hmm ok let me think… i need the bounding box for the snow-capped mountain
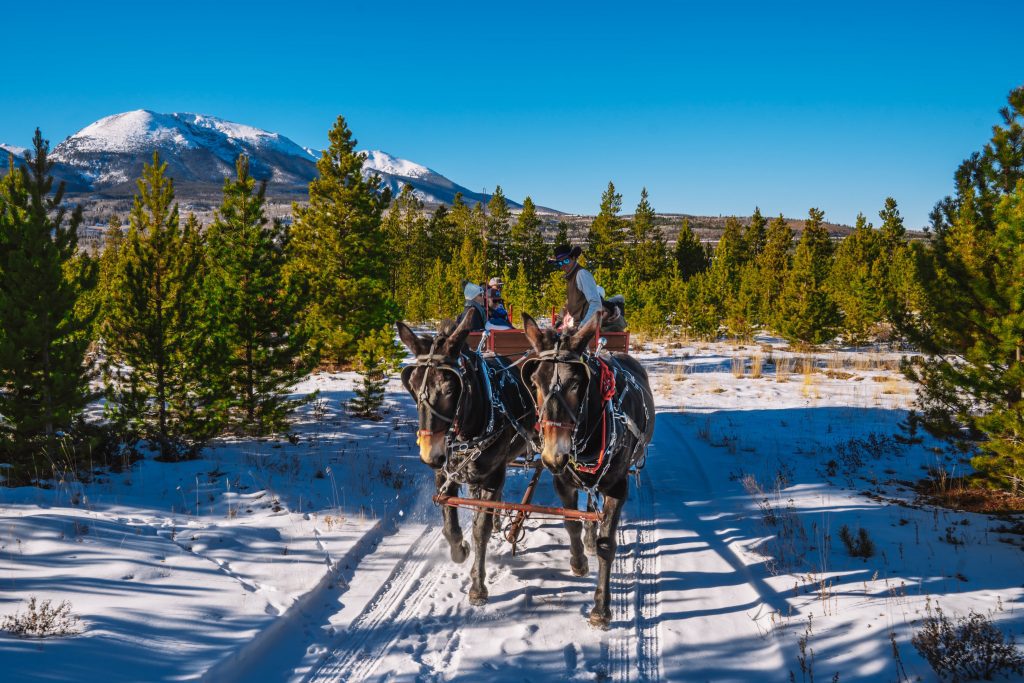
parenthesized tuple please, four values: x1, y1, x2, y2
(39, 110, 524, 208)
(0, 141, 95, 193)
(0, 143, 28, 158)
(52, 110, 319, 191)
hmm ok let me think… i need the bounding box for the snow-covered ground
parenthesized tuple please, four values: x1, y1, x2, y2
(2, 339, 1023, 682)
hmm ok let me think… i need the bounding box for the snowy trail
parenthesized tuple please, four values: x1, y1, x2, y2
(293, 408, 795, 682)
(650, 412, 789, 680)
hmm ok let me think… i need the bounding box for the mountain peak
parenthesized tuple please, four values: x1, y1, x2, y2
(36, 110, 534, 209)
(0, 142, 28, 155)
(362, 150, 437, 181)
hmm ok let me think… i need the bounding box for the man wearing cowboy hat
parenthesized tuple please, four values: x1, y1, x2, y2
(549, 243, 626, 332)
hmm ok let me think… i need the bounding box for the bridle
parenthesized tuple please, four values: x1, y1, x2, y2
(524, 334, 650, 485)
(521, 338, 597, 447)
(400, 335, 469, 440)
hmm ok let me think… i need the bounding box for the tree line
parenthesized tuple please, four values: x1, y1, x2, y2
(0, 86, 1021, 492)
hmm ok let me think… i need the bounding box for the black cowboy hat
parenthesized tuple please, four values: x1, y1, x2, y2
(547, 243, 582, 264)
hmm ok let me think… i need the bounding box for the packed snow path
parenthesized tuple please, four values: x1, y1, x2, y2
(286, 411, 790, 682)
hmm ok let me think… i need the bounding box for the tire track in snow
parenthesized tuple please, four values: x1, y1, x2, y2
(607, 470, 662, 683)
(305, 525, 464, 682)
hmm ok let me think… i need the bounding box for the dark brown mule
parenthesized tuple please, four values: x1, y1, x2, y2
(520, 313, 655, 628)
(397, 315, 537, 605)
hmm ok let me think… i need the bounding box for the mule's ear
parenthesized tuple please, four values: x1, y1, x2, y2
(522, 314, 545, 353)
(442, 311, 476, 356)
(570, 311, 603, 353)
(396, 321, 425, 356)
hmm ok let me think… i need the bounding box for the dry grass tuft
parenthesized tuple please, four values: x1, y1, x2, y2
(775, 356, 794, 383)
(750, 354, 763, 379)
(916, 474, 1024, 514)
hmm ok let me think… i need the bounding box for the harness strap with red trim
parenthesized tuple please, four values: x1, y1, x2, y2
(574, 357, 617, 474)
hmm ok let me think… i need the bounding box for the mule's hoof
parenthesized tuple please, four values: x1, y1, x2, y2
(468, 588, 488, 606)
(570, 557, 589, 577)
(451, 540, 470, 564)
(588, 608, 611, 630)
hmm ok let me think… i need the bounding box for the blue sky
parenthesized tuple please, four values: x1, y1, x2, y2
(2, 0, 1022, 227)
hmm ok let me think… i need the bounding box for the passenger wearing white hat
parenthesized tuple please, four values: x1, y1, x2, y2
(457, 281, 487, 331)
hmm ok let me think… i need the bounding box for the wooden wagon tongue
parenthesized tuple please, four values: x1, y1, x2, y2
(433, 459, 603, 556)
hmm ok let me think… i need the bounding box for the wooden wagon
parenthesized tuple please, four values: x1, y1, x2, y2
(466, 329, 630, 356)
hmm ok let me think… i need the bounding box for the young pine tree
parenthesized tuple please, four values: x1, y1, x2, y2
(827, 213, 883, 345)
(205, 155, 315, 435)
(775, 208, 839, 346)
(509, 196, 547, 291)
(898, 86, 1024, 489)
(286, 116, 396, 365)
(673, 218, 708, 280)
(743, 207, 768, 258)
(587, 181, 627, 271)
(349, 327, 403, 420)
(0, 130, 97, 463)
(102, 154, 210, 458)
(756, 214, 793, 326)
(485, 186, 512, 275)
(626, 187, 669, 283)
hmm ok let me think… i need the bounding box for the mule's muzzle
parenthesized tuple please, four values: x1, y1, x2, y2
(417, 430, 446, 469)
(541, 426, 571, 472)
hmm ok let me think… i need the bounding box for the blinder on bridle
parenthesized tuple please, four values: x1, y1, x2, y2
(522, 347, 594, 430)
(401, 344, 469, 435)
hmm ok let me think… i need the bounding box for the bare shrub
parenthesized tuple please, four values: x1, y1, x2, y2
(2, 598, 81, 637)
(912, 601, 1024, 682)
(742, 474, 808, 574)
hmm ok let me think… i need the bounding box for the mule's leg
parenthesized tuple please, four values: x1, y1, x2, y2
(436, 471, 469, 564)
(584, 493, 598, 556)
(553, 474, 588, 576)
(468, 472, 505, 606)
(590, 487, 626, 629)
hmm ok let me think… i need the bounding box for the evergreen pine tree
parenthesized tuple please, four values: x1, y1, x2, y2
(744, 207, 768, 258)
(724, 263, 762, 340)
(554, 220, 570, 247)
(509, 196, 546, 290)
(286, 116, 395, 365)
(873, 196, 919, 328)
(587, 181, 627, 271)
(485, 186, 512, 275)
(710, 217, 747, 287)
(96, 214, 124, 324)
(775, 208, 839, 346)
(827, 213, 883, 345)
(756, 214, 793, 325)
(0, 129, 97, 463)
(205, 155, 315, 435)
(673, 218, 708, 280)
(102, 154, 209, 458)
(626, 187, 669, 281)
(898, 86, 1024, 488)
(349, 327, 403, 420)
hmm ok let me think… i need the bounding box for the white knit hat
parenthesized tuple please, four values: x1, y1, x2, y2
(464, 282, 484, 300)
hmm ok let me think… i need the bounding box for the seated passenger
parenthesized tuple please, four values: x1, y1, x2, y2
(485, 303, 515, 330)
(456, 282, 487, 331)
